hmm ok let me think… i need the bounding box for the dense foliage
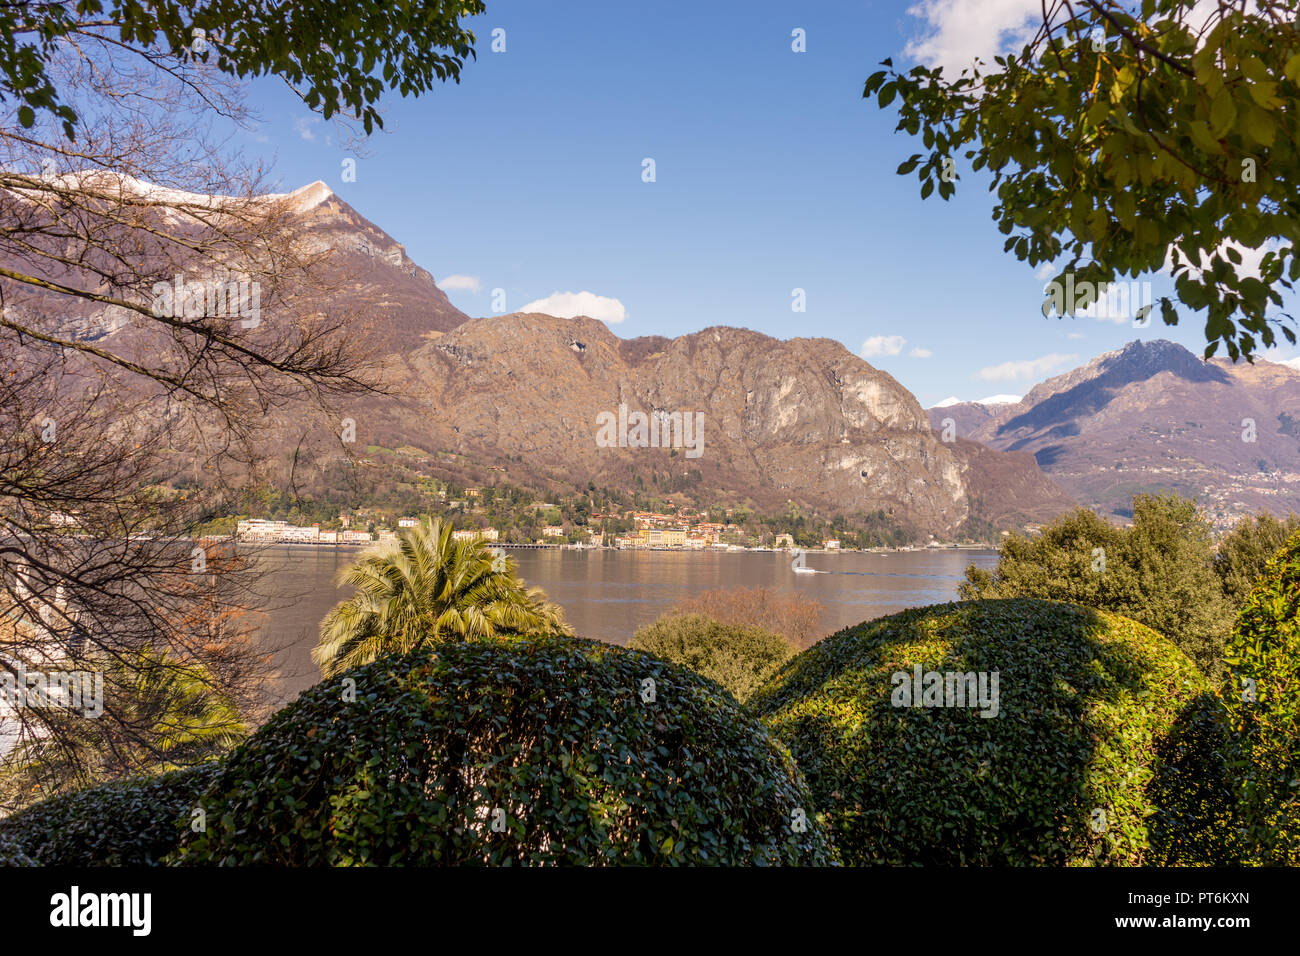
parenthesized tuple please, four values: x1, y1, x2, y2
(864, 0, 1300, 359)
(628, 614, 797, 703)
(0, 832, 33, 866)
(1223, 529, 1300, 864)
(313, 518, 571, 678)
(0, 763, 220, 866)
(1, 0, 485, 137)
(960, 494, 1234, 675)
(173, 637, 834, 866)
(751, 599, 1221, 866)
(1215, 510, 1300, 606)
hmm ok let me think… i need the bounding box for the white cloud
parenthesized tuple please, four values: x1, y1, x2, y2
(519, 290, 627, 324)
(904, 0, 1042, 75)
(1166, 238, 1288, 283)
(1075, 281, 1154, 324)
(1260, 348, 1300, 370)
(976, 352, 1078, 382)
(905, 0, 1247, 78)
(293, 117, 321, 143)
(438, 275, 481, 293)
(1034, 262, 1056, 280)
(1066, 332, 1086, 340)
(862, 334, 907, 358)
(909, 347, 934, 358)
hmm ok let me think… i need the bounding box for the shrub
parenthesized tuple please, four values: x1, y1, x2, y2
(960, 494, 1234, 676)
(172, 636, 835, 866)
(1223, 529, 1300, 864)
(628, 614, 796, 703)
(751, 598, 1220, 866)
(0, 763, 220, 866)
(669, 587, 824, 649)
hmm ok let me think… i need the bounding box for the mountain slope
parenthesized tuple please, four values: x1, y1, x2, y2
(336, 313, 1072, 535)
(1, 178, 468, 350)
(4, 176, 1070, 537)
(284, 182, 468, 351)
(927, 340, 1300, 525)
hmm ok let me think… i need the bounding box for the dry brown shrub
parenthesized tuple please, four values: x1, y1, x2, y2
(669, 587, 825, 650)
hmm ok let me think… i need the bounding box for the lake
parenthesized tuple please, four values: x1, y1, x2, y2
(252, 546, 1000, 708)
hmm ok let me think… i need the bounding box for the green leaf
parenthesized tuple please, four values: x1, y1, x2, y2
(896, 155, 923, 175)
(1209, 88, 1236, 137)
(1242, 108, 1276, 147)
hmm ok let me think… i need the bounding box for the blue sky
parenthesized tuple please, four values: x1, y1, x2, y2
(236, 0, 1298, 407)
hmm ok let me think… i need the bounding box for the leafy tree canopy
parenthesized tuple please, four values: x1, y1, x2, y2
(864, 0, 1299, 360)
(1223, 527, 1300, 863)
(0, 0, 486, 137)
(1213, 509, 1300, 605)
(960, 493, 1235, 675)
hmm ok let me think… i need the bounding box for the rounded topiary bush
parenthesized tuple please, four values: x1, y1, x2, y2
(0, 763, 221, 866)
(1223, 529, 1300, 864)
(171, 636, 834, 866)
(627, 614, 796, 704)
(750, 598, 1219, 866)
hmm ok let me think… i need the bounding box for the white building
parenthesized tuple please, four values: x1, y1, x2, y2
(236, 519, 287, 541)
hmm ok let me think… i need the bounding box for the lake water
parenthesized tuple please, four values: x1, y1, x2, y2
(252, 547, 1000, 709)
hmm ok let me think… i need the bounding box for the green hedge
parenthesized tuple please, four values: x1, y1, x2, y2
(171, 636, 834, 865)
(0, 763, 220, 866)
(628, 614, 796, 703)
(1224, 529, 1300, 864)
(751, 598, 1222, 865)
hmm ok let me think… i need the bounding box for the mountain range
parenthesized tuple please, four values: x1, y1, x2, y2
(926, 339, 1300, 527)
(25, 178, 1224, 537)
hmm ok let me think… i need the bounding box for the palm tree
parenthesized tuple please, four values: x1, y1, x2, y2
(312, 518, 572, 678)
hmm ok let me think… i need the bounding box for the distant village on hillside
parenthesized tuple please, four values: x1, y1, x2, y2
(234, 511, 853, 552)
